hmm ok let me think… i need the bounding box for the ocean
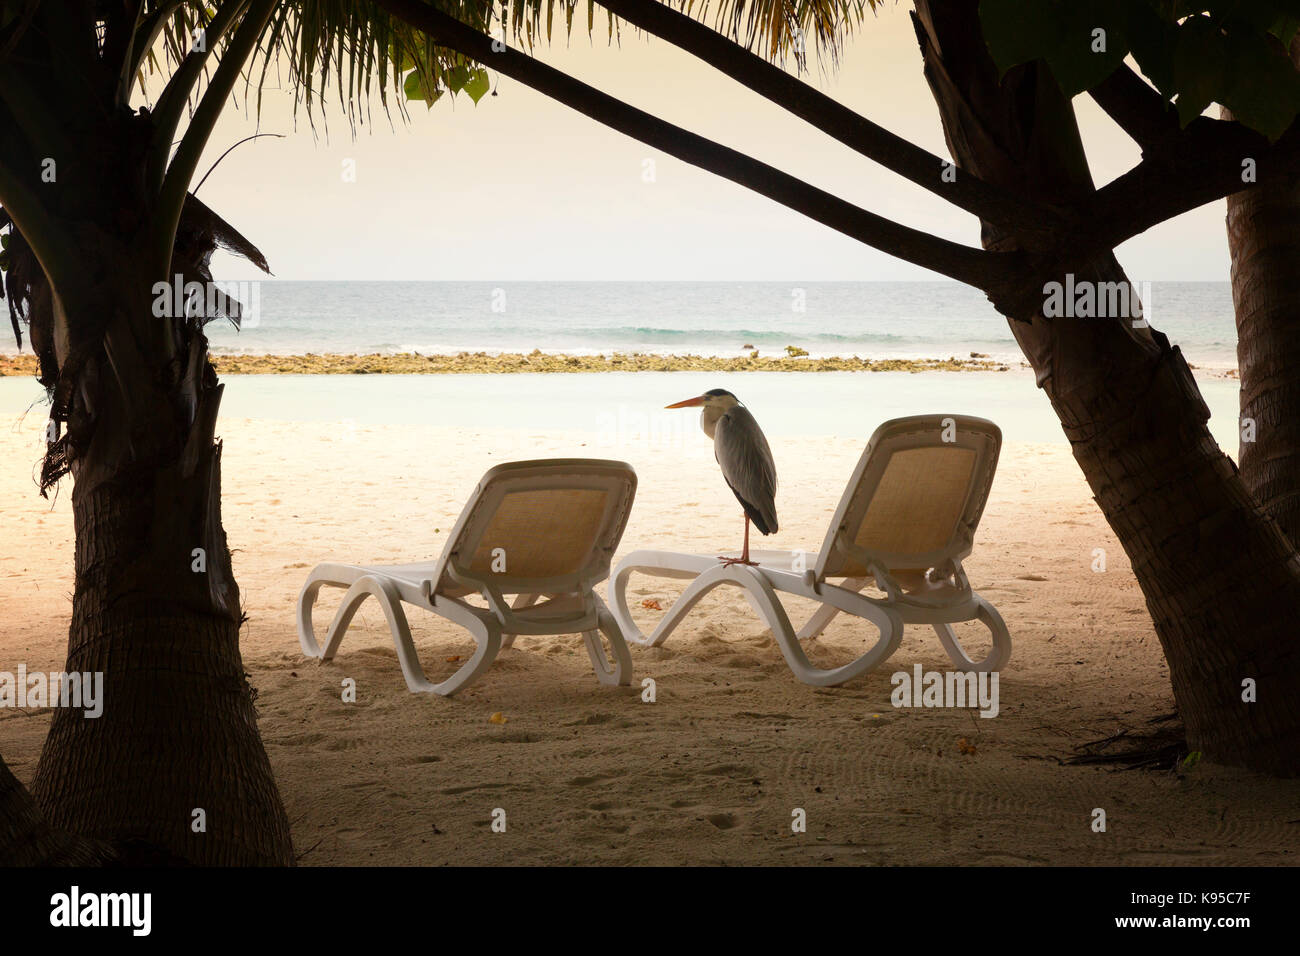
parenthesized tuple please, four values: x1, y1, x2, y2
(0, 280, 1245, 451)
(149, 280, 1240, 369)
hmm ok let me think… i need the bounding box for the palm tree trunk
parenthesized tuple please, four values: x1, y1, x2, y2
(30, 435, 294, 865)
(14, 226, 294, 864)
(0, 753, 114, 865)
(1037, 280, 1300, 773)
(913, 0, 1300, 774)
(1224, 39, 1300, 547)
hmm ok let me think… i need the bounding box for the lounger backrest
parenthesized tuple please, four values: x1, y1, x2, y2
(432, 459, 638, 597)
(815, 415, 1001, 580)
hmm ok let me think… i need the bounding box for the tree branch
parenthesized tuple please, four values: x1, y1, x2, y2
(104, 0, 145, 103)
(373, 0, 1014, 288)
(1087, 63, 1300, 252)
(1090, 120, 1300, 253)
(118, 0, 189, 108)
(0, 63, 75, 161)
(1088, 63, 1179, 152)
(595, 0, 1064, 247)
(147, 0, 252, 193)
(0, 155, 80, 297)
(0, 1, 41, 64)
(153, 0, 273, 263)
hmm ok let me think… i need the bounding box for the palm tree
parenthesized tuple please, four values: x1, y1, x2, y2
(1225, 38, 1300, 549)
(1, 0, 1297, 865)
(0, 0, 491, 866)
(908, 0, 1300, 775)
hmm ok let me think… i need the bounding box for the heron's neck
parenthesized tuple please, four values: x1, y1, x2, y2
(700, 405, 725, 439)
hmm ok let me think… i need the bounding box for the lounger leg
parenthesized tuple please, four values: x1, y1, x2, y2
(795, 577, 866, 640)
(614, 560, 902, 685)
(933, 596, 1011, 673)
(316, 575, 435, 692)
(298, 569, 508, 696)
(502, 594, 543, 650)
(734, 567, 903, 687)
(582, 617, 633, 687)
(297, 576, 336, 658)
(425, 626, 503, 697)
(636, 568, 737, 647)
(609, 561, 653, 645)
(296, 574, 402, 664)
(631, 564, 902, 686)
(605, 559, 720, 649)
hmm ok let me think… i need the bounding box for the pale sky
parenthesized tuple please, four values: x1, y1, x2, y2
(186, 3, 1232, 282)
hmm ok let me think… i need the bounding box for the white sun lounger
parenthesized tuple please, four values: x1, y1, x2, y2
(298, 459, 638, 695)
(610, 415, 1009, 686)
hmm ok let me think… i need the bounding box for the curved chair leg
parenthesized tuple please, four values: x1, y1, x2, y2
(795, 578, 866, 640)
(609, 561, 653, 645)
(731, 565, 904, 687)
(583, 617, 633, 686)
(797, 603, 841, 641)
(614, 560, 903, 686)
(502, 594, 542, 649)
(298, 576, 339, 658)
(301, 573, 505, 697)
(933, 596, 1011, 673)
(416, 594, 509, 696)
(424, 626, 503, 696)
(627, 563, 902, 686)
(636, 567, 738, 648)
(608, 554, 716, 646)
(318, 575, 430, 689)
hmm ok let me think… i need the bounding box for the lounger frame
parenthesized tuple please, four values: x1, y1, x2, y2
(610, 415, 1010, 686)
(298, 459, 637, 695)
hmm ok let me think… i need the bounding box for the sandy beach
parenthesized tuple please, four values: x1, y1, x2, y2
(3, 403, 1297, 866)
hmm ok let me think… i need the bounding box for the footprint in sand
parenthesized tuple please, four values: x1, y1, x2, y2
(565, 773, 618, 787)
(489, 731, 541, 744)
(564, 713, 614, 726)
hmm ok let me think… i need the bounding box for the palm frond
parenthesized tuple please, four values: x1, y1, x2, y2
(502, 0, 881, 69)
(129, 0, 882, 128)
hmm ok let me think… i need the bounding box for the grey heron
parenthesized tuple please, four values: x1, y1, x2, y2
(666, 388, 778, 566)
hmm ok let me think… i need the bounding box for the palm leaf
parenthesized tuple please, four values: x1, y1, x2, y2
(124, 0, 881, 124)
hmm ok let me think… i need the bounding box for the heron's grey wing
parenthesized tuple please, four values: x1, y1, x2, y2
(715, 406, 779, 534)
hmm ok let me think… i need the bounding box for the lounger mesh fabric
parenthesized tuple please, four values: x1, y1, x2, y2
(463, 488, 610, 579)
(844, 445, 977, 577)
(818, 419, 999, 581)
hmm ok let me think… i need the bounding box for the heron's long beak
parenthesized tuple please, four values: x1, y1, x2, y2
(665, 395, 707, 409)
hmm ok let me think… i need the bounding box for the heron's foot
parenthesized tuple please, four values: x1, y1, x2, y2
(717, 555, 759, 568)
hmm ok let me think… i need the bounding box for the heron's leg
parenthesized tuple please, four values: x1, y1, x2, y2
(719, 514, 757, 567)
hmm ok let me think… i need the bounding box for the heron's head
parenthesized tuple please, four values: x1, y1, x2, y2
(665, 388, 740, 411)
